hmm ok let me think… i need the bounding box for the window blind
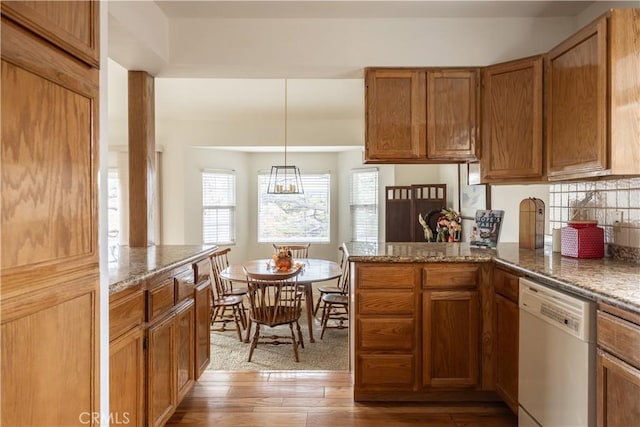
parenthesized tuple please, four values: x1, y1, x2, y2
(350, 168, 378, 242)
(202, 170, 236, 244)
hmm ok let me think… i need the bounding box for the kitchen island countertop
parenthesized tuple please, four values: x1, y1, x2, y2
(108, 244, 217, 295)
(343, 241, 640, 315)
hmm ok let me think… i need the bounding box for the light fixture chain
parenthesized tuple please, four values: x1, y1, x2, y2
(284, 78, 288, 167)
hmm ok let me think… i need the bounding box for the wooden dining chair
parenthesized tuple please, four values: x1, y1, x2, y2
(208, 255, 245, 342)
(272, 243, 310, 259)
(320, 262, 349, 339)
(313, 247, 346, 317)
(210, 248, 247, 327)
(244, 268, 305, 362)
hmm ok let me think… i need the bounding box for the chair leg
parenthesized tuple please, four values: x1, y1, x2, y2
(247, 323, 260, 362)
(289, 323, 300, 362)
(295, 320, 304, 349)
(232, 305, 243, 342)
(210, 306, 217, 325)
(320, 302, 331, 339)
(244, 318, 252, 343)
(318, 299, 329, 324)
(238, 301, 248, 329)
(211, 306, 223, 327)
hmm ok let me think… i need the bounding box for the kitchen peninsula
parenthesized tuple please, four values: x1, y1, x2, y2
(108, 245, 217, 427)
(343, 241, 640, 419)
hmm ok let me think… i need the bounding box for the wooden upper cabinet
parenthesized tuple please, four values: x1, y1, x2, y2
(365, 68, 426, 161)
(1, 0, 99, 67)
(427, 69, 479, 161)
(546, 9, 640, 180)
(481, 56, 544, 183)
(365, 67, 480, 164)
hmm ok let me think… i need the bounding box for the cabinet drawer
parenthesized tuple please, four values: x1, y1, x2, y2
(598, 311, 640, 368)
(358, 318, 415, 351)
(422, 264, 479, 289)
(110, 288, 145, 340)
(358, 354, 415, 387)
(357, 265, 418, 289)
(175, 270, 195, 303)
(358, 291, 415, 315)
(147, 279, 175, 321)
(193, 257, 211, 284)
(494, 267, 519, 302)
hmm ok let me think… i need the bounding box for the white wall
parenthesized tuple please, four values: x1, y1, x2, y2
(165, 16, 577, 78)
(490, 184, 550, 243)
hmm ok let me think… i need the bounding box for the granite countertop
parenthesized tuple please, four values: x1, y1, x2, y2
(108, 245, 218, 295)
(344, 242, 640, 315)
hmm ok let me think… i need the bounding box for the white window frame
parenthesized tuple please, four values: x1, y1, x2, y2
(107, 168, 121, 247)
(257, 171, 331, 243)
(202, 169, 236, 245)
(350, 168, 379, 242)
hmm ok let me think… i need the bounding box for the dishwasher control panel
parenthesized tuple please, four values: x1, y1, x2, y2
(519, 277, 595, 341)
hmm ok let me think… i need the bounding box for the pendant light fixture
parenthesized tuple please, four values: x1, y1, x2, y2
(267, 79, 304, 194)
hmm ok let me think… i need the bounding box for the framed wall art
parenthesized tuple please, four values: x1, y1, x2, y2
(458, 164, 491, 242)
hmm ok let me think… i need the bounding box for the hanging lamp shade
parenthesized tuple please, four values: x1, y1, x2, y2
(267, 79, 304, 194)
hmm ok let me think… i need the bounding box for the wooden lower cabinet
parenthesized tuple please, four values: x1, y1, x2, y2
(194, 280, 212, 378)
(422, 264, 481, 390)
(493, 266, 520, 414)
(148, 312, 178, 427)
(597, 350, 640, 427)
(423, 290, 479, 388)
(176, 300, 195, 403)
(353, 262, 493, 401)
(110, 326, 145, 427)
(354, 264, 420, 397)
(494, 294, 518, 412)
(109, 287, 145, 426)
(597, 304, 640, 427)
(110, 252, 211, 427)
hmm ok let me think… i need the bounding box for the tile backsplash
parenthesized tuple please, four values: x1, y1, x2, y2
(548, 177, 640, 261)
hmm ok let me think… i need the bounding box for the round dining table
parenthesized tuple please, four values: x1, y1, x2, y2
(219, 258, 342, 343)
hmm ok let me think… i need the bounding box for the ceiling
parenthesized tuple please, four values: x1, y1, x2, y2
(107, 0, 619, 150)
(154, 1, 596, 19)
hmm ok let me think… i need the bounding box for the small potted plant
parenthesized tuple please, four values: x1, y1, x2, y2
(436, 208, 462, 242)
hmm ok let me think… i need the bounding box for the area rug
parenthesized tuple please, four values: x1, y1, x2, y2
(208, 299, 349, 371)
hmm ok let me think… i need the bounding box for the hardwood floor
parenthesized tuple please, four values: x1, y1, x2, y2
(167, 371, 517, 426)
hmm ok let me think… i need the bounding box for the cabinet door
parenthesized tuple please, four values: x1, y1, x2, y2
(423, 290, 479, 388)
(194, 280, 211, 378)
(494, 294, 518, 414)
(1, 16, 99, 426)
(482, 57, 543, 182)
(110, 327, 145, 427)
(176, 300, 195, 403)
(147, 314, 177, 427)
(597, 349, 640, 427)
(546, 16, 608, 179)
(426, 69, 478, 161)
(365, 69, 426, 161)
(1, 0, 99, 66)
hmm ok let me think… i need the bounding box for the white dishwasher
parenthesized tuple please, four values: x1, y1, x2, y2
(518, 277, 596, 427)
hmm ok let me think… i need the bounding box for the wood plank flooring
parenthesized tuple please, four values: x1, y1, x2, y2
(167, 371, 518, 427)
